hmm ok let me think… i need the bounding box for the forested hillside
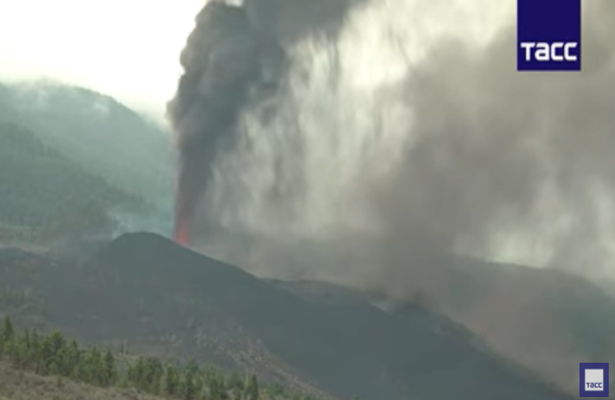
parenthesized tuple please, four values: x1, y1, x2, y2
(0, 80, 174, 232)
(0, 316, 320, 400)
(0, 80, 175, 239)
(0, 122, 147, 243)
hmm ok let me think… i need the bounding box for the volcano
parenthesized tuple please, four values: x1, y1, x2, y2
(0, 232, 573, 400)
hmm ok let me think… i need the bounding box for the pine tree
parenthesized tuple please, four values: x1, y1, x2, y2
(29, 331, 41, 373)
(23, 328, 31, 351)
(143, 357, 163, 394)
(102, 350, 118, 386)
(48, 360, 60, 376)
(45, 331, 66, 372)
(183, 359, 201, 400)
(9, 338, 27, 370)
(245, 374, 260, 400)
(79, 347, 103, 385)
(128, 356, 147, 390)
(60, 340, 80, 378)
(165, 364, 180, 396)
(210, 375, 224, 400)
(76, 356, 89, 383)
(2, 316, 14, 342)
(227, 371, 244, 395)
(269, 382, 284, 396)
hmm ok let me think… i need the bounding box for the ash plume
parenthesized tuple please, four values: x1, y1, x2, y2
(167, 1, 615, 392)
(167, 0, 362, 245)
(173, 0, 615, 289)
(167, 1, 281, 245)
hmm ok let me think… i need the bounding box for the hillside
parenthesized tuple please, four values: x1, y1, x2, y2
(0, 233, 573, 400)
(0, 80, 174, 227)
(383, 257, 615, 394)
(0, 122, 147, 243)
(0, 316, 321, 400)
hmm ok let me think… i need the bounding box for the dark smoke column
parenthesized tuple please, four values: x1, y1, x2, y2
(167, 1, 282, 245)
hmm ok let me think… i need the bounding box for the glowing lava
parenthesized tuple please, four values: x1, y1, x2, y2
(174, 219, 191, 246)
(173, 190, 192, 246)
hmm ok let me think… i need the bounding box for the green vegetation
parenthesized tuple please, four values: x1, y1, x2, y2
(0, 316, 321, 400)
(0, 122, 147, 242)
(0, 80, 174, 240)
(0, 81, 173, 211)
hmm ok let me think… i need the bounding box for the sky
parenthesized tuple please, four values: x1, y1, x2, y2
(0, 0, 509, 125)
(0, 0, 205, 123)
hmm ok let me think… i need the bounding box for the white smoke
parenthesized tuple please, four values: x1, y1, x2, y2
(193, 0, 615, 287)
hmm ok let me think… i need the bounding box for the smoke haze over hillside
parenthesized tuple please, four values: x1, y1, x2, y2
(169, 0, 615, 293)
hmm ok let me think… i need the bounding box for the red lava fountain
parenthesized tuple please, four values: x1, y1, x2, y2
(174, 219, 191, 246)
(173, 191, 192, 246)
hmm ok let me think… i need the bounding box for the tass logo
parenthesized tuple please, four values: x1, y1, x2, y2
(580, 363, 609, 398)
(517, 0, 581, 71)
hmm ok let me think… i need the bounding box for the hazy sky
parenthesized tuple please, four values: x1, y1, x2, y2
(0, 0, 205, 122)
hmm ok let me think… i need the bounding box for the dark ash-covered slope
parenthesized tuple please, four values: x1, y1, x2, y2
(83, 233, 570, 400)
(0, 233, 572, 400)
(382, 257, 615, 394)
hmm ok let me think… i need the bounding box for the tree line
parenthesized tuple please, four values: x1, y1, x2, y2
(0, 316, 322, 400)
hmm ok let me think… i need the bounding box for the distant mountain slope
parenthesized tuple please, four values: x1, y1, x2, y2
(0, 233, 573, 400)
(0, 122, 147, 242)
(0, 81, 174, 213)
(386, 257, 615, 394)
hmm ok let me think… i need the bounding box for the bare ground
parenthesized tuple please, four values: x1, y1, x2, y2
(0, 362, 163, 400)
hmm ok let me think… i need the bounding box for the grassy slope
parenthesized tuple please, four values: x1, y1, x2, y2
(0, 362, 163, 400)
